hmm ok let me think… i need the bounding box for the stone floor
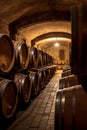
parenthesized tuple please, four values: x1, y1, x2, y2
(1, 71, 62, 130)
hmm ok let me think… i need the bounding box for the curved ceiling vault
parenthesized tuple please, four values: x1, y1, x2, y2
(0, 0, 86, 57)
(18, 21, 71, 48)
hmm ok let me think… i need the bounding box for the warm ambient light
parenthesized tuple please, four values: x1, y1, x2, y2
(54, 42, 60, 47)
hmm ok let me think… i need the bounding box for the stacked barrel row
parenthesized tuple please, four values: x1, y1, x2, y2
(0, 38, 54, 74)
(55, 65, 87, 130)
(28, 47, 54, 69)
(59, 65, 78, 90)
(0, 34, 57, 120)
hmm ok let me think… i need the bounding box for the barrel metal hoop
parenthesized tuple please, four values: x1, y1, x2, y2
(17, 43, 22, 66)
(55, 90, 61, 130)
(21, 75, 26, 89)
(60, 89, 66, 130)
(18, 43, 26, 69)
(72, 86, 76, 130)
(0, 79, 10, 97)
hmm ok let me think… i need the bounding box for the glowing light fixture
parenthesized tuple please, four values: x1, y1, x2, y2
(54, 38, 60, 47)
(54, 42, 60, 47)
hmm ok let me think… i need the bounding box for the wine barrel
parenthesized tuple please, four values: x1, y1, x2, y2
(29, 71, 39, 96)
(29, 47, 39, 68)
(50, 66, 56, 76)
(43, 52, 47, 66)
(48, 66, 56, 79)
(46, 53, 52, 66)
(0, 78, 18, 118)
(55, 85, 87, 130)
(43, 68, 49, 84)
(0, 34, 15, 73)
(14, 73, 31, 104)
(63, 64, 71, 72)
(62, 70, 71, 77)
(37, 70, 43, 89)
(37, 69, 46, 89)
(59, 74, 78, 89)
(49, 55, 54, 65)
(13, 40, 29, 70)
(38, 50, 43, 67)
(45, 68, 51, 82)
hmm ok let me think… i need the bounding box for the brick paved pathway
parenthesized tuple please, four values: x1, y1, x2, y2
(6, 71, 61, 130)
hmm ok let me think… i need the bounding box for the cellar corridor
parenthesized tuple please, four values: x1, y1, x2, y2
(0, 70, 62, 130)
(1, 1, 87, 130)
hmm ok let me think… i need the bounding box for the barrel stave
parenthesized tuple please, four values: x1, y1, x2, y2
(0, 78, 18, 119)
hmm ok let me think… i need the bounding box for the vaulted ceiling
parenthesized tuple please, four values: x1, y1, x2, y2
(0, 0, 87, 57)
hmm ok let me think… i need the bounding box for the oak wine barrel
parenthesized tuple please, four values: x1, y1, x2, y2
(29, 71, 39, 96)
(47, 66, 56, 79)
(50, 66, 56, 76)
(59, 74, 78, 89)
(0, 78, 18, 118)
(38, 50, 43, 67)
(43, 52, 47, 66)
(14, 73, 31, 104)
(0, 34, 15, 73)
(37, 70, 43, 89)
(63, 65, 71, 72)
(13, 40, 29, 70)
(62, 70, 71, 77)
(45, 68, 51, 82)
(36, 69, 46, 90)
(29, 47, 39, 68)
(55, 85, 87, 130)
(42, 69, 48, 86)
